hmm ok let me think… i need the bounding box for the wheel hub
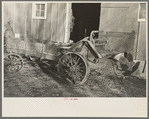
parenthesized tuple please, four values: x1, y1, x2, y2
(57, 52, 90, 86)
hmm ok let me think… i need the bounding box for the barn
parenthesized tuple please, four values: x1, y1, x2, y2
(2, 2, 147, 117)
(3, 2, 147, 97)
(99, 3, 146, 61)
(99, 3, 147, 78)
(3, 2, 146, 77)
(3, 2, 73, 60)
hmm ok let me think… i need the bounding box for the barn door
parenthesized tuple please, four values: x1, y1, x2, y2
(99, 3, 139, 56)
(70, 3, 101, 43)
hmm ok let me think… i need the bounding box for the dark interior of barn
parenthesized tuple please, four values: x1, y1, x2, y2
(70, 3, 101, 42)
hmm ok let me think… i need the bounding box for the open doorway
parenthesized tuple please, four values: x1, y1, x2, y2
(70, 3, 101, 43)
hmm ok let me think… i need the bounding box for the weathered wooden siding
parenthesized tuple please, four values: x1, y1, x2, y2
(136, 22, 146, 61)
(3, 3, 67, 43)
(100, 3, 139, 32)
(44, 3, 52, 41)
(102, 31, 136, 54)
(99, 3, 139, 57)
(3, 2, 68, 60)
(26, 3, 32, 38)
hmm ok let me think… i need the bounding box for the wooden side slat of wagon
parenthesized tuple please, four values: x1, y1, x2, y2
(5, 38, 59, 60)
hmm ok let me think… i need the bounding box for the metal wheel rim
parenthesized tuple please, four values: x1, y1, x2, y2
(58, 52, 89, 85)
(4, 53, 23, 74)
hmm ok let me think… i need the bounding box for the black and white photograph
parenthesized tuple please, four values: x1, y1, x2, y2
(2, 1, 148, 117)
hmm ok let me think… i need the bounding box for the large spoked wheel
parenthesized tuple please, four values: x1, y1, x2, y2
(57, 52, 90, 86)
(4, 53, 23, 74)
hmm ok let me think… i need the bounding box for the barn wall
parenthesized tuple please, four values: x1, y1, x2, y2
(3, 3, 67, 43)
(136, 22, 146, 61)
(99, 3, 139, 57)
(100, 3, 139, 32)
(3, 2, 68, 60)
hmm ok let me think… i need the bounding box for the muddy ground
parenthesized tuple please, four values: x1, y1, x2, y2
(4, 57, 146, 97)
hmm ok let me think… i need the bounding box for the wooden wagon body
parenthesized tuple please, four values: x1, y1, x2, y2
(5, 38, 61, 60)
(4, 29, 137, 86)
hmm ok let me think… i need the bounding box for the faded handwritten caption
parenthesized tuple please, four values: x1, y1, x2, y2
(63, 98, 78, 100)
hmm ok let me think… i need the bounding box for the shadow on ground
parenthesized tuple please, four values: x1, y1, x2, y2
(4, 58, 146, 97)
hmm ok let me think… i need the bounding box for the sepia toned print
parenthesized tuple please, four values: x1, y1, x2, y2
(3, 2, 147, 97)
(2, 1, 148, 117)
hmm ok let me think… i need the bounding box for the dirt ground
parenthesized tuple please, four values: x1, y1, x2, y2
(4, 57, 146, 97)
